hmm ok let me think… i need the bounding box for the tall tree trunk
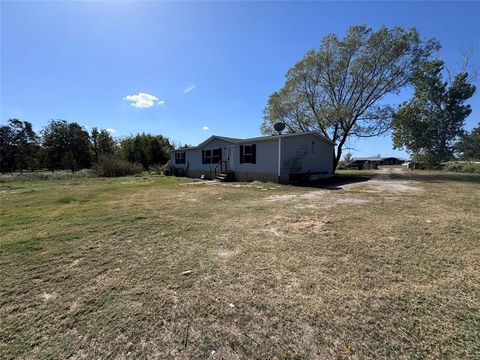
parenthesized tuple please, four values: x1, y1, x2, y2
(333, 134, 348, 172)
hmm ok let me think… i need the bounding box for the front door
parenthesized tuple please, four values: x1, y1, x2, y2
(227, 146, 235, 171)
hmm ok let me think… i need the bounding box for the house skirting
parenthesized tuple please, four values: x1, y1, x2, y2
(175, 169, 289, 183)
(234, 171, 289, 183)
(182, 169, 214, 179)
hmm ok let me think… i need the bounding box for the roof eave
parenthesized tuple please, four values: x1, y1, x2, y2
(171, 131, 335, 152)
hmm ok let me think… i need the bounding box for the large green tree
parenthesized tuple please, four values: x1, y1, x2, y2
(455, 123, 480, 161)
(91, 127, 116, 163)
(119, 133, 172, 170)
(42, 120, 92, 172)
(392, 60, 476, 166)
(0, 124, 16, 173)
(261, 25, 439, 169)
(0, 119, 39, 173)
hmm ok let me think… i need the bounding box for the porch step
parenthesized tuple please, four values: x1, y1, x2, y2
(215, 171, 235, 182)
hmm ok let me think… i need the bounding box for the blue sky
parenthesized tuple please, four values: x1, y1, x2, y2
(1, 1, 479, 158)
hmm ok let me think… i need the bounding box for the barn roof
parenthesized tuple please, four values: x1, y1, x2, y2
(350, 157, 405, 162)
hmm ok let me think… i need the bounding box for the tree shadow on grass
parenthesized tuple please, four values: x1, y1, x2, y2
(289, 171, 480, 189)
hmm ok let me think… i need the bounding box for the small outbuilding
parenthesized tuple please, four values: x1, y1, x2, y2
(170, 132, 335, 183)
(347, 156, 405, 169)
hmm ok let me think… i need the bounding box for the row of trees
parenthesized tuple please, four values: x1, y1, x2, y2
(0, 119, 172, 174)
(262, 25, 478, 168)
(3, 26, 477, 174)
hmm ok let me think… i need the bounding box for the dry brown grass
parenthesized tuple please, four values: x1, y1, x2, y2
(1, 170, 479, 359)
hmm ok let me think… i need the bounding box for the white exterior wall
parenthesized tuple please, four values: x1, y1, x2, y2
(281, 134, 334, 176)
(171, 134, 334, 182)
(234, 140, 278, 173)
(171, 139, 233, 176)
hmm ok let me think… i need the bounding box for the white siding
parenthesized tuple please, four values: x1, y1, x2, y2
(281, 134, 333, 175)
(171, 139, 234, 175)
(235, 140, 278, 173)
(171, 133, 334, 181)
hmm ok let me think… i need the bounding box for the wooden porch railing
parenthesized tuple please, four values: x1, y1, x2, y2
(214, 160, 228, 178)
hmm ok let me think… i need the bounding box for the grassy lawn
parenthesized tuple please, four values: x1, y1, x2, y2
(1, 170, 479, 359)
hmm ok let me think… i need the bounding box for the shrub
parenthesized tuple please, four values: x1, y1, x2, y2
(0, 169, 94, 183)
(92, 154, 143, 177)
(149, 164, 163, 174)
(163, 160, 173, 170)
(443, 162, 480, 174)
(336, 160, 348, 170)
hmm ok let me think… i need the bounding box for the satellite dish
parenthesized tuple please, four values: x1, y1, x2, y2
(273, 122, 286, 134)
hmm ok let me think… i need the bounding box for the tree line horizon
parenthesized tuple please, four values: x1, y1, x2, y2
(0, 119, 177, 174)
(1, 25, 479, 174)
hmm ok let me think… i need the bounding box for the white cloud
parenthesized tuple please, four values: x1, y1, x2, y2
(183, 84, 196, 93)
(105, 128, 116, 133)
(123, 92, 162, 108)
(202, 126, 209, 131)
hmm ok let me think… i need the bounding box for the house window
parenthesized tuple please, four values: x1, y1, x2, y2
(202, 148, 222, 164)
(175, 152, 186, 164)
(240, 144, 256, 164)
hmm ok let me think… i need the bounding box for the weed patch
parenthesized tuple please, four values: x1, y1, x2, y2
(56, 196, 77, 204)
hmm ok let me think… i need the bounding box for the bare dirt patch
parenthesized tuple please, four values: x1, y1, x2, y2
(294, 197, 371, 209)
(340, 169, 422, 194)
(179, 180, 217, 186)
(287, 218, 327, 234)
(41, 292, 58, 301)
(268, 227, 283, 237)
(264, 190, 326, 202)
(327, 197, 371, 206)
(215, 249, 238, 259)
(366, 179, 421, 193)
(266, 215, 328, 235)
(69, 259, 81, 267)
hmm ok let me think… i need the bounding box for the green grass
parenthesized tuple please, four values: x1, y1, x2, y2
(443, 162, 480, 174)
(1, 171, 479, 359)
(56, 195, 77, 204)
(0, 169, 96, 182)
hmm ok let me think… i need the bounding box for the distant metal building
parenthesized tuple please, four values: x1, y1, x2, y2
(347, 157, 405, 169)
